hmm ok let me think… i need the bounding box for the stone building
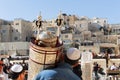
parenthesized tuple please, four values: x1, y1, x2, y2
(0, 18, 32, 56)
(110, 24, 120, 35)
(0, 25, 11, 42)
(11, 19, 32, 42)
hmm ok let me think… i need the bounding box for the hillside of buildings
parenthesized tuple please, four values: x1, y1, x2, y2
(0, 13, 120, 59)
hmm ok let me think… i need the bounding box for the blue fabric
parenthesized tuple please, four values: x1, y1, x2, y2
(34, 62, 80, 80)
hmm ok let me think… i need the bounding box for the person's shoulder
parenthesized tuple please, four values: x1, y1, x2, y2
(57, 62, 73, 70)
(34, 69, 58, 80)
(36, 69, 58, 77)
(40, 69, 57, 74)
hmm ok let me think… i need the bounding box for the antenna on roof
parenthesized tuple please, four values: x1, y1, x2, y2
(37, 11, 42, 21)
(58, 10, 62, 19)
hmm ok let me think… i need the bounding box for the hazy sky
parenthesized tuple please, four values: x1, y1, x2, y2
(0, 0, 120, 24)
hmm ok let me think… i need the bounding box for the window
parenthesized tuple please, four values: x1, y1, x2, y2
(47, 27, 57, 32)
(15, 23, 19, 25)
(11, 30, 13, 32)
(67, 19, 69, 21)
(2, 30, 6, 33)
(65, 35, 68, 38)
(81, 42, 94, 46)
(14, 37, 18, 40)
(16, 29, 18, 32)
(104, 20, 106, 23)
(79, 24, 81, 27)
(97, 21, 99, 23)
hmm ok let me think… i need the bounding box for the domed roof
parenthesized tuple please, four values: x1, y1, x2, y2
(88, 23, 101, 32)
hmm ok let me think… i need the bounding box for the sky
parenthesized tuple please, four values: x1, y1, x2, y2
(0, 0, 120, 24)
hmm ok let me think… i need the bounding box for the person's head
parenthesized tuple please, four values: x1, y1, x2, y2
(3, 58, 9, 65)
(113, 63, 116, 65)
(0, 58, 4, 61)
(64, 47, 80, 65)
(9, 64, 23, 79)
